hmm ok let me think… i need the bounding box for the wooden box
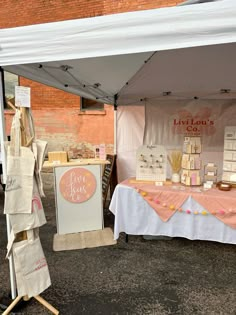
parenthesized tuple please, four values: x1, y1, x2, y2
(48, 151, 68, 163)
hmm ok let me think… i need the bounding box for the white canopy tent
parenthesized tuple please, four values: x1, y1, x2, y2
(0, 0, 236, 105)
(1, 0, 236, 298)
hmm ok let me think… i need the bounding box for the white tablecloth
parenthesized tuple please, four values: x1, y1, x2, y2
(109, 184, 236, 244)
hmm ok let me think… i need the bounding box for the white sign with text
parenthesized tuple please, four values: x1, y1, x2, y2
(15, 86, 31, 108)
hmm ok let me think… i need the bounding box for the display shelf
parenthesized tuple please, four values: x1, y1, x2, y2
(222, 126, 236, 183)
(181, 136, 201, 186)
(203, 163, 217, 185)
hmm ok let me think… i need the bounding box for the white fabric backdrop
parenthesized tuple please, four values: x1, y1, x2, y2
(142, 99, 236, 179)
(116, 101, 233, 181)
(117, 106, 145, 182)
(144, 99, 236, 151)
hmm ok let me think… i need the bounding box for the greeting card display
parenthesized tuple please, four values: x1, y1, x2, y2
(181, 137, 202, 186)
(136, 145, 167, 181)
(222, 126, 236, 184)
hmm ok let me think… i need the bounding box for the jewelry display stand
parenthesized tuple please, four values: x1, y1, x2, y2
(136, 145, 167, 181)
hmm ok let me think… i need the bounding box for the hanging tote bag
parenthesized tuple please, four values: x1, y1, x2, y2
(8, 177, 47, 234)
(12, 229, 51, 298)
(32, 139, 48, 197)
(4, 145, 35, 214)
(4, 109, 35, 214)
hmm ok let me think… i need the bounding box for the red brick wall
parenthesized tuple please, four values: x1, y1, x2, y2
(32, 106, 114, 150)
(0, 1, 183, 27)
(14, 77, 115, 152)
(19, 78, 79, 109)
(2, 0, 183, 152)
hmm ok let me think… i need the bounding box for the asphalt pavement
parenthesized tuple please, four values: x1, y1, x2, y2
(0, 184, 236, 315)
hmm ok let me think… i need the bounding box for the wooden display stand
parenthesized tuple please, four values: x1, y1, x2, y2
(181, 136, 202, 186)
(4, 104, 59, 315)
(136, 145, 167, 182)
(204, 163, 218, 184)
(222, 126, 236, 183)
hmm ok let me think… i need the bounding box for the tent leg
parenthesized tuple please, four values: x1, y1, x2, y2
(113, 96, 118, 155)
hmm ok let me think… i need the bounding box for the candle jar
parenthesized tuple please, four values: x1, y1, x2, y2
(171, 173, 180, 183)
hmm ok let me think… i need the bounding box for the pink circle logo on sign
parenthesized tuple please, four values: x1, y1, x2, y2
(59, 168, 97, 203)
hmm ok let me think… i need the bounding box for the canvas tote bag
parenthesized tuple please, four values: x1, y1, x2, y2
(23, 108, 48, 197)
(32, 139, 48, 197)
(4, 109, 35, 214)
(12, 229, 51, 298)
(4, 146, 35, 214)
(8, 177, 47, 234)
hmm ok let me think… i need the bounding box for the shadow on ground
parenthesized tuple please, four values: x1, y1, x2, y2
(0, 187, 236, 315)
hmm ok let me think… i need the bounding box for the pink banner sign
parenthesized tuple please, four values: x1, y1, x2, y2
(59, 168, 97, 203)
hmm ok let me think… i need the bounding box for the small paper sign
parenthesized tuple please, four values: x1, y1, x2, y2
(15, 86, 31, 108)
(99, 144, 106, 160)
(94, 144, 106, 160)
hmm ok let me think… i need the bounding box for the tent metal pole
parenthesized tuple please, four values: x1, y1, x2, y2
(0, 67, 17, 299)
(113, 95, 118, 155)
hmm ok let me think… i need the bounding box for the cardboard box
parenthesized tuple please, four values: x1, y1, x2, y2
(48, 151, 68, 163)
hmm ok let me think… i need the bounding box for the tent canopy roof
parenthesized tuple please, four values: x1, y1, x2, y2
(1, 0, 236, 105)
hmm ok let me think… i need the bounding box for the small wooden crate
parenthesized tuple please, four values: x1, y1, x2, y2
(48, 151, 68, 163)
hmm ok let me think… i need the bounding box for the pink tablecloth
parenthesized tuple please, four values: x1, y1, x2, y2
(121, 178, 236, 229)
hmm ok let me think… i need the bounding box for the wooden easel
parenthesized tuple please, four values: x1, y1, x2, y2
(3, 103, 59, 315)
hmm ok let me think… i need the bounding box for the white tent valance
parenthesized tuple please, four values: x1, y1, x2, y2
(0, 0, 236, 104)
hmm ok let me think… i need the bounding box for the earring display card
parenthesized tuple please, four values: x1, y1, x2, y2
(222, 126, 236, 183)
(136, 145, 167, 181)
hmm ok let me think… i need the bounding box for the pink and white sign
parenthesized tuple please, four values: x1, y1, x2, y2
(59, 168, 97, 203)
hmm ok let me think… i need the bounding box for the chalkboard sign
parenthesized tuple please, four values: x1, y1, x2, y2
(102, 154, 117, 207)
